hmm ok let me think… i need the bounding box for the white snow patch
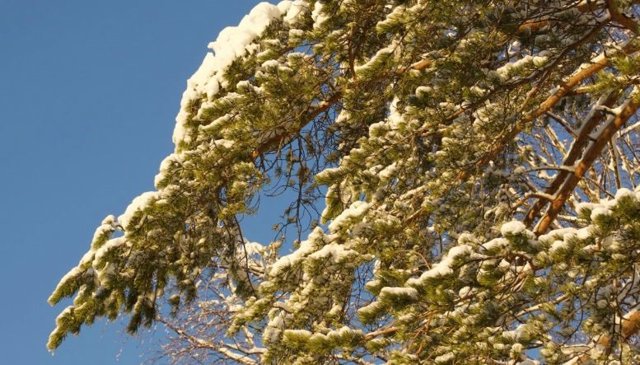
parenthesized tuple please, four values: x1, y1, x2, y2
(354, 42, 396, 76)
(590, 206, 611, 221)
(308, 243, 358, 264)
(283, 0, 307, 25)
(154, 153, 184, 188)
(434, 353, 455, 364)
(550, 240, 569, 254)
(576, 227, 592, 241)
(541, 227, 577, 242)
(90, 215, 117, 248)
(575, 201, 595, 216)
(311, 1, 328, 28)
(495, 53, 549, 81)
(118, 191, 160, 229)
(261, 59, 281, 69)
(268, 227, 324, 278)
(94, 237, 126, 266)
(500, 220, 526, 236)
(328, 201, 370, 232)
(379, 286, 418, 300)
(615, 188, 634, 200)
(173, 1, 289, 147)
(482, 238, 509, 252)
(407, 245, 472, 287)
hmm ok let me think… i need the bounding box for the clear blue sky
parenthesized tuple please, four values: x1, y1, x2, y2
(0, 1, 267, 363)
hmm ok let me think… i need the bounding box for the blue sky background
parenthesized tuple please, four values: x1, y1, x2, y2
(0, 1, 269, 363)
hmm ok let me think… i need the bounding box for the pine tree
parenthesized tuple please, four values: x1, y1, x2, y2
(48, 1, 640, 363)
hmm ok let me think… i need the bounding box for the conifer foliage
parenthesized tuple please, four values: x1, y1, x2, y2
(49, 1, 640, 363)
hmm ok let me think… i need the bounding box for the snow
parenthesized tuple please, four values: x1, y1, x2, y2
(482, 237, 509, 252)
(213, 139, 235, 149)
(596, 103, 625, 116)
(242, 241, 266, 257)
(407, 245, 472, 287)
(387, 97, 404, 128)
(415, 86, 433, 98)
(78, 249, 95, 268)
(539, 227, 577, 243)
(154, 153, 184, 188)
(502, 324, 527, 341)
(434, 353, 454, 363)
(268, 227, 324, 279)
(354, 42, 396, 76)
(615, 188, 634, 200)
(469, 85, 487, 97)
(590, 206, 611, 221)
(173, 1, 291, 147)
(508, 40, 522, 56)
(550, 240, 569, 254)
(494, 53, 549, 81)
(306, 326, 363, 347)
(264, 310, 286, 344)
(261, 59, 281, 69)
(378, 162, 398, 181)
(357, 300, 384, 321)
(458, 286, 472, 298)
(311, 1, 328, 28)
(575, 201, 595, 216)
(51, 267, 83, 297)
(619, 120, 640, 136)
(376, 5, 406, 33)
(308, 243, 358, 264)
(334, 109, 351, 126)
(199, 114, 233, 133)
(94, 237, 126, 267)
(283, 0, 306, 25)
(118, 191, 160, 228)
(90, 215, 116, 248)
(283, 329, 312, 340)
(379, 286, 418, 300)
(328, 201, 370, 232)
(500, 220, 526, 236)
